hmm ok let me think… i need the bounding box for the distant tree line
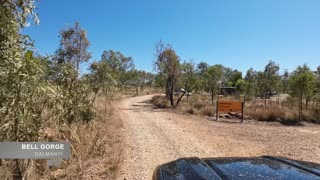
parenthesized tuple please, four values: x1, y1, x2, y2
(153, 41, 320, 121)
(1, 1, 320, 177)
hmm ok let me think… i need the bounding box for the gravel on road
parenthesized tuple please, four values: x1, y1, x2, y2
(116, 95, 320, 180)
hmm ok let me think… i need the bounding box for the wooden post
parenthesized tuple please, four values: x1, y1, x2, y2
(241, 102, 244, 123)
(216, 101, 219, 121)
(216, 82, 221, 121)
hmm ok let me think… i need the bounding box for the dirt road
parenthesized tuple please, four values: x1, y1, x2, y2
(116, 95, 320, 180)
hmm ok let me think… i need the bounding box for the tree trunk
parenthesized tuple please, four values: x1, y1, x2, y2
(165, 77, 171, 99)
(176, 92, 186, 107)
(306, 96, 310, 109)
(299, 96, 303, 121)
(211, 89, 214, 105)
(264, 93, 267, 107)
(170, 79, 174, 107)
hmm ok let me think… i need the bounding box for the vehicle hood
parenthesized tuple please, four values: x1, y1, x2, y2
(153, 156, 320, 180)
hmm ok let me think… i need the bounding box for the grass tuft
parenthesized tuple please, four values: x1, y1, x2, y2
(152, 95, 170, 108)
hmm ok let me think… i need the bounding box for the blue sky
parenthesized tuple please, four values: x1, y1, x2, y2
(23, 0, 320, 74)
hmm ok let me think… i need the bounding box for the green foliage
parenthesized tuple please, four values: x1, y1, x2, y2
(87, 50, 153, 98)
(50, 63, 96, 124)
(124, 70, 154, 88)
(154, 41, 180, 107)
(101, 50, 134, 72)
(87, 61, 117, 100)
(1, 0, 39, 27)
(154, 73, 166, 88)
(244, 68, 257, 98)
(0, 51, 53, 141)
(227, 70, 242, 87)
(197, 61, 209, 73)
(54, 22, 91, 71)
(235, 79, 247, 95)
(264, 61, 280, 88)
(314, 66, 320, 103)
(289, 64, 316, 120)
(0, 0, 44, 143)
(203, 65, 224, 91)
(100, 50, 135, 88)
(255, 61, 280, 106)
(203, 65, 224, 103)
(180, 60, 200, 92)
(48, 22, 96, 124)
(289, 64, 315, 98)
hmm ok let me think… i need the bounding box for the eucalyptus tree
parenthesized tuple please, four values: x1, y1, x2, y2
(0, 0, 43, 143)
(154, 41, 180, 107)
(256, 61, 280, 106)
(227, 70, 242, 87)
(315, 66, 320, 108)
(197, 61, 209, 74)
(196, 61, 209, 93)
(88, 61, 117, 102)
(54, 22, 91, 72)
(281, 69, 290, 94)
(0, 1, 48, 178)
(289, 64, 316, 121)
(100, 50, 134, 89)
(180, 60, 200, 93)
(243, 68, 257, 102)
(203, 65, 224, 104)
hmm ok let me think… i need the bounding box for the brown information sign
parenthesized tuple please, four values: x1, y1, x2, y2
(218, 101, 242, 113)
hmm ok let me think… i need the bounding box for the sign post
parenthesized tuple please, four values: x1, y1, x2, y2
(216, 101, 244, 123)
(216, 102, 219, 121)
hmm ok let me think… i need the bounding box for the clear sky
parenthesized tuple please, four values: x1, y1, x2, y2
(23, 0, 320, 74)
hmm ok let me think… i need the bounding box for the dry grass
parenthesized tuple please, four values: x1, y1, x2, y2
(201, 106, 214, 117)
(246, 102, 286, 120)
(245, 98, 320, 125)
(0, 162, 14, 180)
(152, 95, 170, 108)
(43, 97, 124, 179)
(151, 93, 216, 117)
(193, 102, 205, 110)
(179, 104, 196, 115)
(178, 94, 215, 117)
(151, 92, 320, 124)
(1, 89, 167, 179)
(0, 97, 124, 180)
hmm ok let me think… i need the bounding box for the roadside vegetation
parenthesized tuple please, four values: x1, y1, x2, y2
(0, 1, 155, 179)
(1, 1, 319, 179)
(153, 41, 320, 124)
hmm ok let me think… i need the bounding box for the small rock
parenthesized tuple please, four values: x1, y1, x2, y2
(228, 112, 237, 116)
(225, 114, 232, 119)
